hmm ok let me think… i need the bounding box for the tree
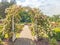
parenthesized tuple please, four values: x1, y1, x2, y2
(50, 15, 60, 22)
(0, 2, 10, 18)
(19, 7, 32, 23)
(0, 0, 16, 18)
(49, 15, 60, 27)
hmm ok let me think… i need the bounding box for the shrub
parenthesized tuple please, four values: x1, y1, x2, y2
(15, 24, 24, 33)
(49, 38, 57, 45)
(0, 24, 4, 40)
(29, 24, 36, 36)
(53, 27, 60, 40)
(0, 24, 3, 31)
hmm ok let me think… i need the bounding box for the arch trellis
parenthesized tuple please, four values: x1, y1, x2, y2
(2, 5, 52, 41)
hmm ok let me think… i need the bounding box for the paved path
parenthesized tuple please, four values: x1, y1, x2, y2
(20, 25, 34, 40)
(14, 25, 36, 45)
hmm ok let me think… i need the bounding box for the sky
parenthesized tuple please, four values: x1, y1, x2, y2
(0, 0, 60, 16)
(16, 0, 60, 16)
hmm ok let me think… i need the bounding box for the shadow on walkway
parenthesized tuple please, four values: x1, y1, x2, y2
(14, 38, 36, 45)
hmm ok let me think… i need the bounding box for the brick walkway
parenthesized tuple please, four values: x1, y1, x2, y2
(14, 25, 36, 45)
(20, 25, 34, 40)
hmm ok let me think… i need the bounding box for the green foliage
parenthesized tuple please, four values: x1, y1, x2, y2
(54, 27, 60, 32)
(0, 32, 4, 40)
(15, 24, 24, 33)
(0, 24, 4, 40)
(0, 2, 10, 18)
(0, 24, 3, 30)
(29, 24, 36, 36)
(0, 1, 16, 18)
(34, 14, 51, 39)
(50, 15, 60, 22)
(53, 27, 60, 40)
(49, 38, 57, 45)
(19, 10, 32, 23)
(18, 7, 36, 23)
(0, 16, 3, 19)
(2, 5, 21, 39)
(0, 39, 3, 45)
(24, 8, 53, 40)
